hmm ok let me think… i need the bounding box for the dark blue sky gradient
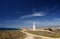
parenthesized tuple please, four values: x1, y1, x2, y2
(0, 0, 60, 28)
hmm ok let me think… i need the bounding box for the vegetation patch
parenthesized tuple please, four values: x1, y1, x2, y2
(0, 30, 26, 39)
(26, 30, 60, 38)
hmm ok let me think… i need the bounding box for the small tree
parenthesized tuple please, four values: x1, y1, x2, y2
(48, 28, 53, 31)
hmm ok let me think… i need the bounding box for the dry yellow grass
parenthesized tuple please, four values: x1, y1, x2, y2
(0, 30, 26, 39)
(26, 30, 60, 38)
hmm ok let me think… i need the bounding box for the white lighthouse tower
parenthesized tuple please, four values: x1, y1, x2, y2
(33, 21, 36, 30)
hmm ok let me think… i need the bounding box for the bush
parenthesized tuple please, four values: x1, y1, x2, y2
(48, 28, 53, 31)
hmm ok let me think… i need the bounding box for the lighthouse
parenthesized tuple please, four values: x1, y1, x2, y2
(33, 21, 36, 30)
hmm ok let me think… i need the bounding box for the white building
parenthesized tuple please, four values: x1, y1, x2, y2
(33, 21, 36, 30)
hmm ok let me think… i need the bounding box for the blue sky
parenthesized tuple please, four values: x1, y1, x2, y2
(0, 0, 60, 28)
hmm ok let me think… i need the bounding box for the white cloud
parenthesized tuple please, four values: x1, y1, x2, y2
(54, 18, 60, 21)
(20, 11, 45, 19)
(32, 12, 45, 16)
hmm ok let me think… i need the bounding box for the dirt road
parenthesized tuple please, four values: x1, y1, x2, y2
(24, 33, 34, 39)
(21, 31, 60, 39)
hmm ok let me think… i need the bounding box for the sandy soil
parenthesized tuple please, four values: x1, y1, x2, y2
(24, 34, 34, 39)
(21, 31, 60, 39)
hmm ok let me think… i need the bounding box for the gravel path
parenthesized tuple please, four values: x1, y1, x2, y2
(24, 33, 34, 39)
(21, 31, 60, 39)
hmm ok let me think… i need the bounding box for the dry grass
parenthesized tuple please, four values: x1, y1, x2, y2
(34, 37, 43, 39)
(26, 30, 60, 38)
(0, 30, 26, 39)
